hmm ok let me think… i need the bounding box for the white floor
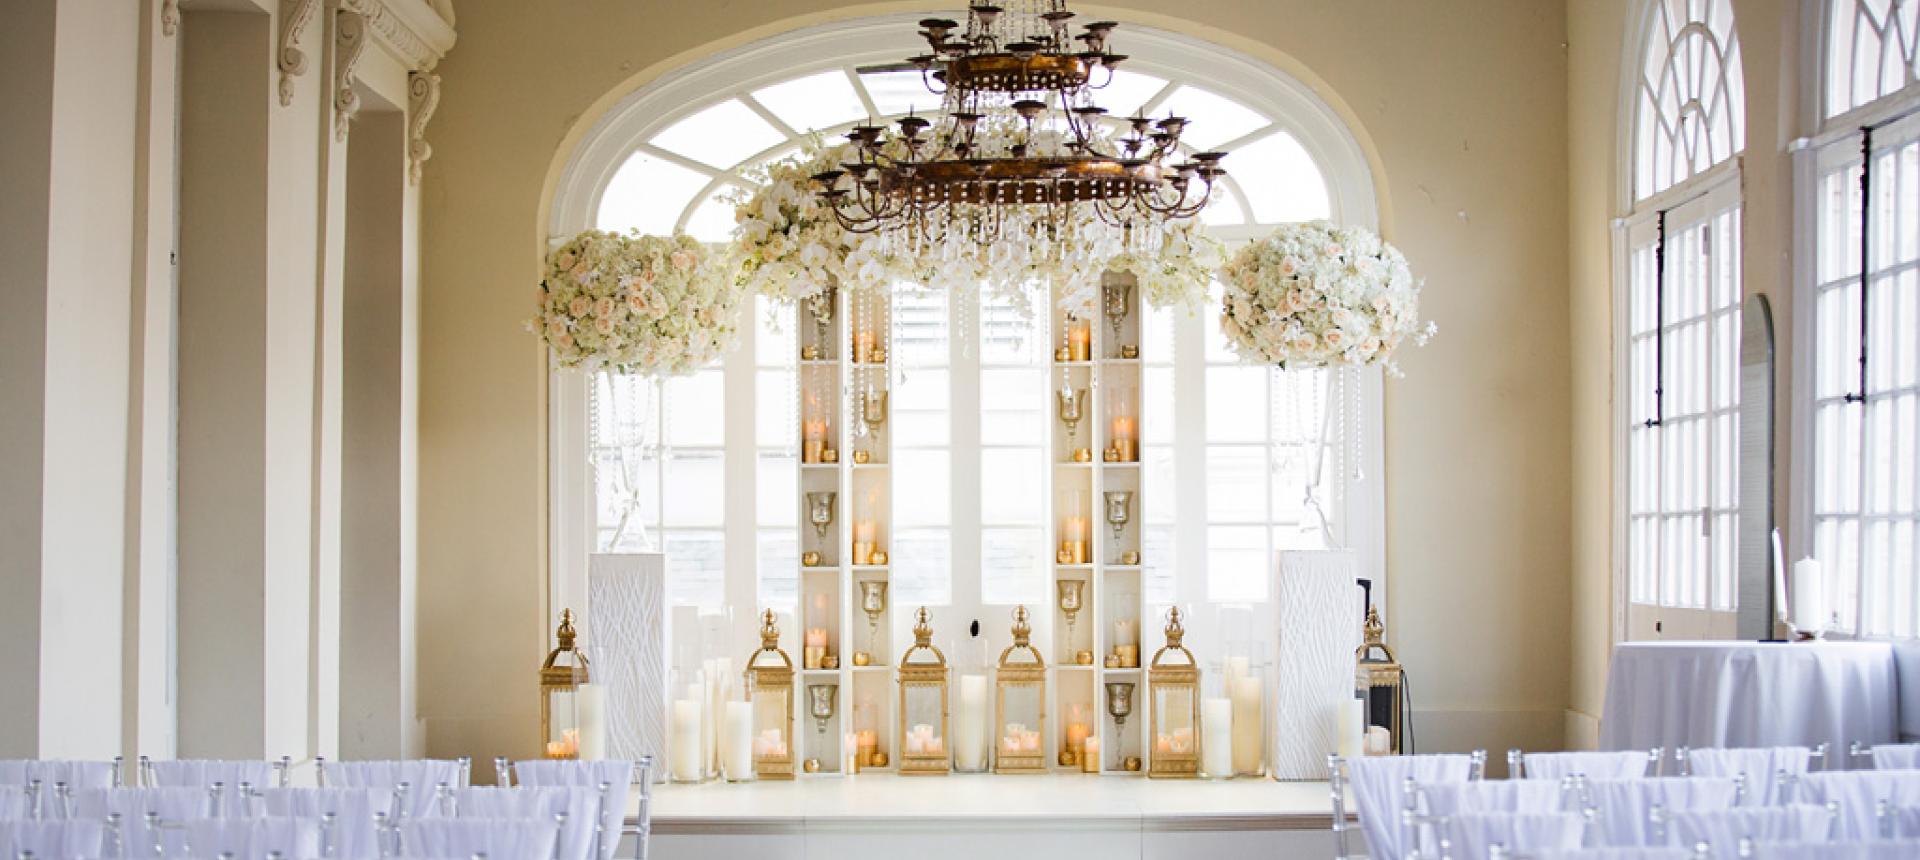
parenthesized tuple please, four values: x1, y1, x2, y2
(643, 773, 1361, 860)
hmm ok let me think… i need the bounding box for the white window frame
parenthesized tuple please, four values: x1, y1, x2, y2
(1612, 0, 1747, 643)
(545, 14, 1386, 648)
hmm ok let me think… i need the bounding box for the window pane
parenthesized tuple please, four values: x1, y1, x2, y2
(982, 447, 1045, 524)
(896, 449, 950, 527)
(757, 529, 798, 610)
(893, 528, 951, 606)
(666, 370, 724, 446)
(1206, 366, 1269, 443)
(663, 450, 723, 526)
(649, 99, 784, 169)
(1207, 445, 1268, 523)
(981, 527, 1046, 605)
(751, 70, 866, 135)
(597, 152, 710, 235)
(665, 529, 725, 608)
(756, 369, 796, 449)
(758, 451, 796, 526)
(1206, 525, 1268, 602)
(756, 295, 796, 365)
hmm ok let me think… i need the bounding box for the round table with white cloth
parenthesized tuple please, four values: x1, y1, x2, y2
(1599, 640, 1899, 755)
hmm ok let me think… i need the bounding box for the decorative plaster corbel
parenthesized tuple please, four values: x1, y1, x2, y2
(161, 0, 179, 37)
(407, 71, 442, 184)
(277, 0, 322, 107)
(333, 10, 368, 142)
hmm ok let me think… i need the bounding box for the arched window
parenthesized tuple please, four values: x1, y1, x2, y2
(1622, 0, 1745, 639)
(547, 16, 1384, 655)
(1797, 2, 1920, 635)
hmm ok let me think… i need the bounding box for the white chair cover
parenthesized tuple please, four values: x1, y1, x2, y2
(256, 787, 390, 859)
(0, 788, 29, 820)
(70, 787, 220, 822)
(0, 820, 107, 860)
(1880, 804, 1920, 839)
(1537, 849, 1697, 860)
(1667, 805, 1833, 858)
(1423, 779, 1569, 817)
(512, 760, 636, 860)
(1346, 754, 1476, 860)
(323, 759, 465, 791)
(0, 761, 118, 790)
(144, 759, 276, 791)
(182, 817, 322, 860)
(436, 787, 599, 860)
(1747, 840, 1920, 860)
(1526, 751, 1654, 781)
(1584, 778, 1741, 846)
(1683, 747, 1811, 805)
(1870, 744, 1920, 771)
(1436, 811, 1585, 859)
(1796, 770, 1920, 838)
(400, 818, 562, 860)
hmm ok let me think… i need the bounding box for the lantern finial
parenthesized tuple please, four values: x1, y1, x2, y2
(1010, 605, 1032, 646)
(556, 608, 577, 650)
(1163, 605, 1185, 648)
(1357, 605, 1396, 663)
(761, 608, 781, 649)
(913, 606, 933, 646)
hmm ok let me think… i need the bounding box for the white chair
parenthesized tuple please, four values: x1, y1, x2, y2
(433, 787, 600, 860)
(182, 817, 323, 860)
(0, 819, 107, 860)
(1795, 770, 1920, 837)
(1333, 751, 1484, 860)
(0, 761, 120, 791)
(1433, 811, 1586, 859)
(257, 787, 391, 859)
(69, 787, 220, 823)
(399, 817, 563, 860)
(142, 757, 288, 790)
(1534, 849, 1705, 860)
(1860, 743, 1920, 771)
(1876, 802, 1920, 839)
(0, 788, 30, 820)
(1678, 746, 1821, 805)
(1746, 840, 1920, 860)
(318, 758, 469, 822)
(1582, 778, 1741, 847)
(1424, 779, 1571, 817)
(1515, 750, 1661, 782)
(512, 759, 640, 860)
(1664, 805, 1834, 858)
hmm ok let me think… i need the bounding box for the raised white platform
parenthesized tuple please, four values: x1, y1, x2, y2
(643, 773, 1360, 860)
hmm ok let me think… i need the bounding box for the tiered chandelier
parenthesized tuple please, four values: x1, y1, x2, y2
(812, 2, 1227, 241)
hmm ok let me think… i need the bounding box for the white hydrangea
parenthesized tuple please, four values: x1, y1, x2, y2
(530, 230, 742, 377)
(1217, 222, 1435, 375)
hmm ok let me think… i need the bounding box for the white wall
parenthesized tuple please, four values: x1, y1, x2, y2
(0, 0, 451, 762)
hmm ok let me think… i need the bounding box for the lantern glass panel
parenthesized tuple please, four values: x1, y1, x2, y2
(1154, 687, 1194, 752)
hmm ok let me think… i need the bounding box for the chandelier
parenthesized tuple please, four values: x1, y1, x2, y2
(811, 3, 1227, 242)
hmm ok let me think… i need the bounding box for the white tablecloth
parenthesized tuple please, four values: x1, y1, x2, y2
(1599, 641, 1898, 755)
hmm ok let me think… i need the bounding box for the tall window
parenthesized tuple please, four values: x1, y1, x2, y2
(551, 17, 1386, 636)
(1622, 0, 1745, 638)
(1805, 0, 1920, 634)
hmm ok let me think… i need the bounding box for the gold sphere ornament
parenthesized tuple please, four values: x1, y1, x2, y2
(1076, 650, 1094, 666)
(1103, 448, 1121, 462)
(823, 654, 839, 670)
(1124, 756, 1142, 772)
(1104, 654, 1121, 668)
(1121, 345, 1139, 359)
(1059, 750, 1077, 767)
(853, 449, 871, 464)
(803, 758, 821, 774)
(853, 651, 871, 667)
(870, 550, 888, 566)
(802, 551, 822, 567)
(1119, 550, 1140, 566)
(1073, 448, 1094, 463)
(871, 751, 889, 768)
(822, 448, 839, 463)
(802, 345, 820, 361)
(1055, 347, 1072, 362)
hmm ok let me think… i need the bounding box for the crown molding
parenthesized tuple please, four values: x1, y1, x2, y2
(339, 0, 456, 72)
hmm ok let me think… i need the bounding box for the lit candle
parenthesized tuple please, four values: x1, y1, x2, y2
(546, 741, 569, 760)
(723, 701, 755, 781)
(845, 731, 861, 774)
(853, 520, 877, 565)
(1110, 416, 1137, 461)
(576, 684, 607, 761)
(671, 698, 703, 780)
(1201, 698, 1233, 778)
(857, 729, 878, 767)
(1067, 319, 1091, 361)
(1082, 734, 1101, 773)
(1066, 720, 1090, 757)
(1063, 516, 1089, 563)
(855, 330, 876, 363)
(803, 418, 828, 463)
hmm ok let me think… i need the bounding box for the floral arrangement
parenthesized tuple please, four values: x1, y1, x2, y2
(532, 230, 741, 376)
(728, 129, 1219, 315)
(1217, 221, 1435, 374)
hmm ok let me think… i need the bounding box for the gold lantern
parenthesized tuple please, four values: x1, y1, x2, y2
(1147, 607, 1200, 778)
(993, 606, 1047, 774)
(1355, 605, 1407, 755)
(539, 609, 590, 760)
(896, 607, 951, 775)
(745, 609, 796, 780)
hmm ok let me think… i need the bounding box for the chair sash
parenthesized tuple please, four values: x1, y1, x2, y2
(1667, 805, 1833, 858)
(1436, 811, 1585, 859)
(434, 787, 599, 860)
(1683, 747, 1812, 805)
(1525, 751, 1656, 782)
(512, 760, 636, 860)
(1346, 754, 1476, 860)
(1584, 778, 1741, 846)
(400, 817, 563, 860)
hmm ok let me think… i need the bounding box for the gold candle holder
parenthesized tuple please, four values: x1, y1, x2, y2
(822, 447, 839, 463)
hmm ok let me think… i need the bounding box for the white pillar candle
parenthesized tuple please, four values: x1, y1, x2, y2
(1225, 656, 1250, 687)
(1791, 558, 1827, 636)
(1335, 699, 1365, 761)
(671, 699, 703, 781)
(956, 674, 988, 771)
(1202, 697, 1234, 778)
(1364, 725, 1391, 756)
(1230, 675, 1263, 775)
(722, 701, 754, 781)
(577, 684, 608, 761)
(1082, 735, 1101, 773)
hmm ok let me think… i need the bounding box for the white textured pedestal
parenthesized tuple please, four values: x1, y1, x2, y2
(588, 552, 669, 779)
(1270, 550, 1363, 780)
(635, 774, 1357, 860)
